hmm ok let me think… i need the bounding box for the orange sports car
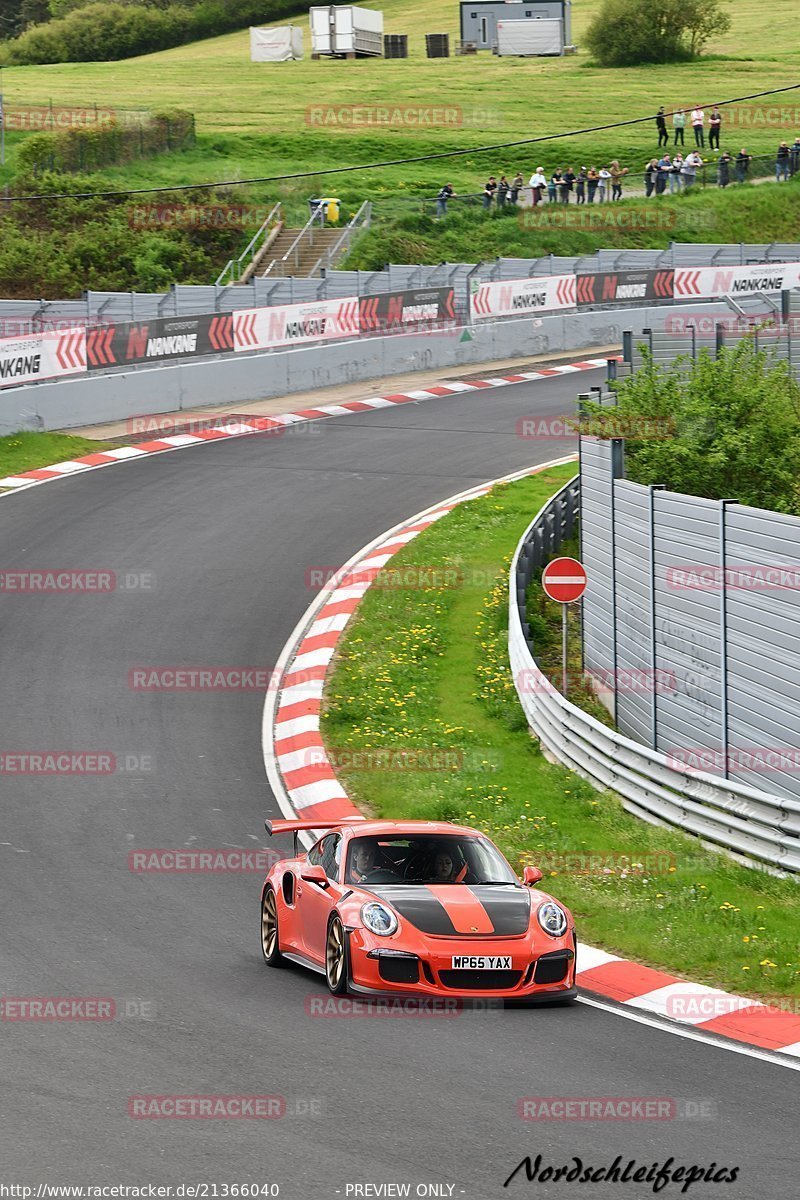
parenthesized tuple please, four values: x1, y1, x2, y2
(261, 817, 577, 1002)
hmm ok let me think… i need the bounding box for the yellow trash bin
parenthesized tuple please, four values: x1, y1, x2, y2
(319, 197, 340, 223)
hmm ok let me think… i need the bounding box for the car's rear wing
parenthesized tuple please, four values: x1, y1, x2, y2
(265, 816, 366, 857)
(264, 817, 366, 837)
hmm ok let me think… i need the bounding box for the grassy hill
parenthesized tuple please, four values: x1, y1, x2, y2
(0, 0, 799, 289)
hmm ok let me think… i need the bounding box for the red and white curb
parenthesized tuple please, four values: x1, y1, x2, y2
(262, 459, 800, 1064)
(0, 358, 608, 492)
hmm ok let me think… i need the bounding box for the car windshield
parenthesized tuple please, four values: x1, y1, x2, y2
(345, 835, 518, 886)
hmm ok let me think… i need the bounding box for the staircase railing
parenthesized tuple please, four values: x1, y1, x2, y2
(307, 200, 372, 277)
(215, 202, 283, 287)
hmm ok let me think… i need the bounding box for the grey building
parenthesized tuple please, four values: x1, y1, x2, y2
(459, 0, 572, 51)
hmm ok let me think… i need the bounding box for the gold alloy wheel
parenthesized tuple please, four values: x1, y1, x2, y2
(262, 888, 278, 960)
(326, 917, 346, 991)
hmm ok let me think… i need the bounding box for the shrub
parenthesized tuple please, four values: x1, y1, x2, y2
(586, 0, 731, 68)
(580, 339, 800, 514)
(15, 109, 195, 172)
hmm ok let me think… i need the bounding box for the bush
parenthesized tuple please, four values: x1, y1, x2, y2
(15, 109, 195, 172)
(586, 0, 731, 67)
(4, 0, 304, 62)
(580, 339, 800, 514)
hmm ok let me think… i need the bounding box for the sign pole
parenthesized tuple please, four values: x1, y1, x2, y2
(0, 70, 5, 168)
(541, 556, 588, 697)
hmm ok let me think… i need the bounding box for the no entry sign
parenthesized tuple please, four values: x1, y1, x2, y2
(542, 557, 587, 604)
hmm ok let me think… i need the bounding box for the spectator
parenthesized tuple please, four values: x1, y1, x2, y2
(509, 172, 524, 204)
(562, 167, 576, 203)
(656, 106, 668, 147)
(691, 106, 705, 147)
(549, 169, 563, 203)
(497, 174, 509, 206)
(610, 160, 628, 200)
(682, 150, 703, 187)
(656, 153, 671, 194)
(708, 106, 722, 150)
(576, 166, 587, 204)
(735, 148, 752, 184)
(776, 142, 791, 181)
(790, 139, 800, 176)
(528, 166, 547, 205)
(671, 153, 684, 193)
(644, 158, 659, 198)
(586, 167, 600, 203)
(483, 175, 497, 208)
(717, 150, 732, 187)
(597, 166, 611, 201)
(673, 108, 686, 146)
(436, 182, 455, 217)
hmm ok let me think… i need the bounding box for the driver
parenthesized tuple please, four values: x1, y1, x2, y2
(349, 841, 377, 883)
(432, 848, 459, 882)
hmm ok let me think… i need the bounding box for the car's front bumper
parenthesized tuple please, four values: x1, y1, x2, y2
(347, 928, 576, 1000)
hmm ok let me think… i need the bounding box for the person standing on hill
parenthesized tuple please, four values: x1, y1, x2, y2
(671, 153, 684, 193)
(575, 167, 587, 204)
(656, 107, 668, 147)
(717, 151, 732, 187)
(776, 142, 791, 181)
(644, 158, 659, 197)
(790, 139, 800, 176)
(497, 174, 509, 206)
(735, 148, 752, 183)
(610, 161, 628, 200)
(708, 106, 722, 150)
(528, 166, 547, 205)
(586, 167, 600, 203)
(673, 108, 686, 146)
(691, 106, 705, 147)
(509, 172, 524, 204)
(562, 167, 576, 203)
(483, 175, 497, 208)
(682, 150, 703, 187)
(655, 154, 671, 194)
(436, 182, 455, 217)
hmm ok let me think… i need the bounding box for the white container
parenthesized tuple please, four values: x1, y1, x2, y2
(310, 6, 384, 57)
(496, 17, 563, 56)
(250, 26, 304, 61)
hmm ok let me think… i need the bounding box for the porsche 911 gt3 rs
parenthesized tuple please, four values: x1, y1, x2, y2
(261, 817, 577, 1002)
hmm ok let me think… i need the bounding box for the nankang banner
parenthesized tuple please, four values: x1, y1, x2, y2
(576, 270, 674, 306)
(233, 299, 360, 352)
(0, 328, 85, 390)
(359, 288, 456, 331)
(470, 274, 576, 321)
(86, 314, 233, 370)
(675, 262, 800, 299)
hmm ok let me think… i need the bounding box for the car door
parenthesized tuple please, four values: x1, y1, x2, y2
(297, 833, 343, 964)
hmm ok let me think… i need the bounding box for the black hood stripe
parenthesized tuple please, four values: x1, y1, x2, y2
(365, 885, 530, 937)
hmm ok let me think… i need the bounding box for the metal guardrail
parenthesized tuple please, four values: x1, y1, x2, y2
(509, 479, 800, 874)
(215, 202, 283, 288)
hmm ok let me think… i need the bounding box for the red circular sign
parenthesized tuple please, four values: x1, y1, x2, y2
(541, 557, 587, 604)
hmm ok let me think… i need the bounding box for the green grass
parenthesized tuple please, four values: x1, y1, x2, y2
(0, 431, 117, 483)
(321, 465, 800, 998)
(1, 1, 799, 203)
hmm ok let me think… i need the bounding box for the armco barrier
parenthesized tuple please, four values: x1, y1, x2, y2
(509, 481, 800, 875)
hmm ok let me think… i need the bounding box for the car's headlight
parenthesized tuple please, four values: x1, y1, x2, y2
(361, 902, 398, 936)
(537, 901, 568, 937)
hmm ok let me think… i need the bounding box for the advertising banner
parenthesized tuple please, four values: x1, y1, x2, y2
(675, 262, 800, 299)
(359, 287, 456, 331)
(86, 314, 233, 370)
(470, 274, 576, 321)
(0, 328, 85, 390)
(576, 269, 674, 306)
(233, 299, 360, 352)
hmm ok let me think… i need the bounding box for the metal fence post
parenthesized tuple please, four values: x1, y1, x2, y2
(719, 498, 736, 779)
(610, 438, 625, 721)
(649, 483, 666, 749)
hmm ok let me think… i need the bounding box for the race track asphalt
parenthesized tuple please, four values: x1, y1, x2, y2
(0, 368, 796, 1198)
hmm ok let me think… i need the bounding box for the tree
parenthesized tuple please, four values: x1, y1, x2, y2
(586, 0, 731, 67)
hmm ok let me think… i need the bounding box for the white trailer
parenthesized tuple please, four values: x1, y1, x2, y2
(496, 17, 564, 55)
(310, 6, 384, 58)
(249, 26, 304, 61)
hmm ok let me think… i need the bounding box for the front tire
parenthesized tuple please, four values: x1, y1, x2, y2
(325, 915, 349, 994)
(261, 886, 283, 966)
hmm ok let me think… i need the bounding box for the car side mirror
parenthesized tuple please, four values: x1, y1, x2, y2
(300, 863, 329, 887)
(523, 865, 543, 886)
